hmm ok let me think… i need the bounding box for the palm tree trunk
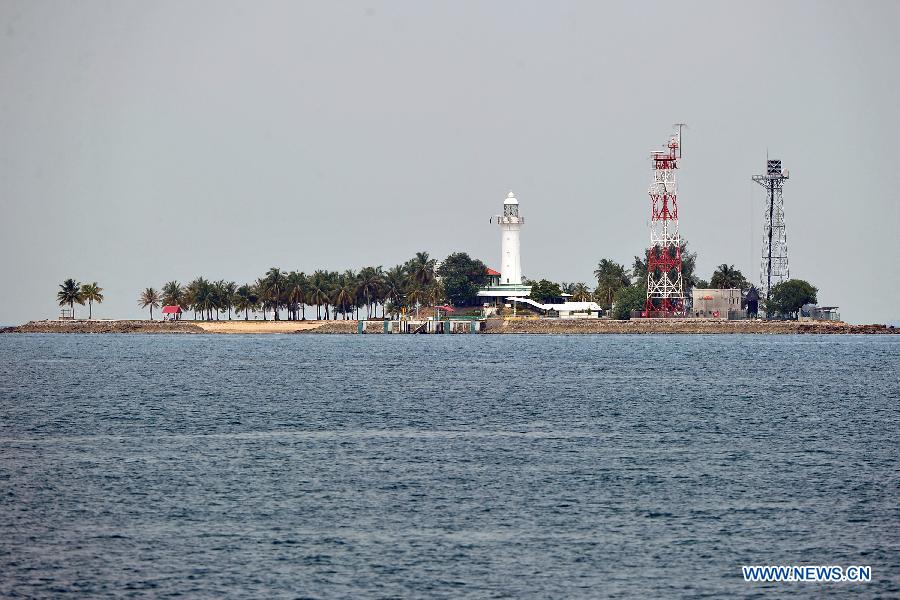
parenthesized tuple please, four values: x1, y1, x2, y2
(88, 300, 92, 319)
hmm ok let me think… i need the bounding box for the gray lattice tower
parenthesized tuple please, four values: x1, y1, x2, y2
(752, 159, 790, 312)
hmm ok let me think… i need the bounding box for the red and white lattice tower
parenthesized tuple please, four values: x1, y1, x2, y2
(644, 125, 686, 317)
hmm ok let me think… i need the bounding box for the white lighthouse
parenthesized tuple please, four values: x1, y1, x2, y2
(499, 191, 524, 285)
(477, 190, 531, 304)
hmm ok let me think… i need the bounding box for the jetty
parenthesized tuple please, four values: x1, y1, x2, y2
(357, 318, 485, 334)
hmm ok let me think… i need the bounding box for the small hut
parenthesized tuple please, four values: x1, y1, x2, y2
(431, 304, 455, 319)
(162, 305, 183, 321)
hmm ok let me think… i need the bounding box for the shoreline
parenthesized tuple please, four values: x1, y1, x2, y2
(0, 319, 348, 334)
(1, 318, 896, 335)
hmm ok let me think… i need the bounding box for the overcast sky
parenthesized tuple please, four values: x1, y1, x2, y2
(2, 0, 898, 324)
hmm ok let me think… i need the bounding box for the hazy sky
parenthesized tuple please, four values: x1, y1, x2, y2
(2, 0, 898, 324)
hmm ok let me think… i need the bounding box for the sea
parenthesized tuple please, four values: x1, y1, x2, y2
(0, 333, 897, 598)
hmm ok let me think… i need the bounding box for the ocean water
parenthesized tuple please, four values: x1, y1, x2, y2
(0, 333, 897, 598)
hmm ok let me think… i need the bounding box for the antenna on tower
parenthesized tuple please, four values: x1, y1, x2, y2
(644, 128, 686, 317)
(673, 123, 687, 158)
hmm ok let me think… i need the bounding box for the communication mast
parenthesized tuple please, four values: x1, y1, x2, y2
(752, 158, 790, 312)
(644, 125, 686, 317)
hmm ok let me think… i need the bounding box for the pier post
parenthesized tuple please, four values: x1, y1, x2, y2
(357, 320, 364, 334)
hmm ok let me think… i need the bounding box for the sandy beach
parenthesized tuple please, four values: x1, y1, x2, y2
(191, 320, 329, 334)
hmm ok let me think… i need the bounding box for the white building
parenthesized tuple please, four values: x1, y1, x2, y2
(478, 191, 532, 302)
(691, 288, 745, 319)
(509, 297, 603, 318)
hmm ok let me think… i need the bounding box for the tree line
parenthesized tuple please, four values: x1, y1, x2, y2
(135, 252, 453, 321)
(56, 242, 818, 321)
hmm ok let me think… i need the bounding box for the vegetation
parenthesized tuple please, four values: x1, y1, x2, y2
(528, 279, 563, 303)
(570, 282, 592, 302)
(53, 241, 820, 324)
(632, 239, 699, 292)
(139, 288, 160, 320)
(593, 259, 630, 309)
(612, 284, 647, 320)
(161, 281, 186, 308)
(80, 282, 104, 319)
(767, 279, 818, 319)
(709, 264, 749, 290)
(56, 278, 84, 318)
(436, 252, 488, 307)
(129, 252, 450, 322)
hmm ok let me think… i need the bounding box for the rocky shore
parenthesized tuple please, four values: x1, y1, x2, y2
(1, 320, 206, 334)
(294, 320, 357, 334)
(2, 318, 895, 335)
(484, 318, 897, 334)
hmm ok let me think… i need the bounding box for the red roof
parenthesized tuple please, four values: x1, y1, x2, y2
(432, 305, 456, 312)
(162, 305, 183, 314)
(485, 267, 501, 276)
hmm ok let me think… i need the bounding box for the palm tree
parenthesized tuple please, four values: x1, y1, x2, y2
(426, 280, 445, 315)
(309, 270, 330, 320)
(323, 271, 340, 319)
(263, 267, 285, 320)
(286, 271, 308, 320)
(710, 264, 749, 290)
(373, 270, 388, 318)
(571, 282, 592, 302)
(406, 284, 426, 318)
(407, 251, 436, 287)
(139, 287, 160, 320)
(356, 266, 384, 319)
(332, 272, 356, 319)
(211, 280, 235, 320)
(247, 284, 261, 318)
(383, 265, 407, 318)
(186, 277, 214, 320)
(225, 282, 238, 318)
(594, 259, 631, 310)
(80, 282, 103, 319)
(233, 284, 254, 320)
(57, 278, 84, 318)
(161, 281, 185, 309)
(184, 279, 200, 319)
(255, 278, 270, 320)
